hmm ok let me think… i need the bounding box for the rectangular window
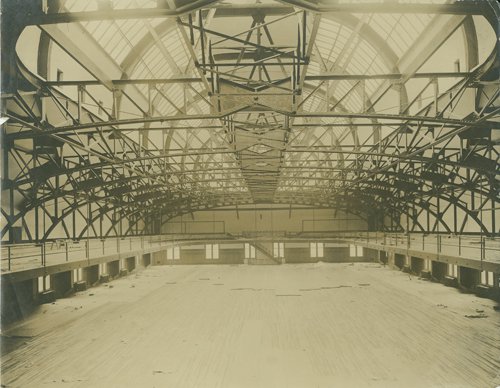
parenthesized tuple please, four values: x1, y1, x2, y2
(244, 243, 256, 259)
(481, 271, 494, 286)
(310, 242, 317, 258)
(73, 268, 83, 282)
(310, 242, 324, 258)
(317, 242, 324, 258)
(350, 245, 363, 257)
(38, 275, 51, 291)
(273, 242, 284, 258)
(206, 244, 219, 259)
(448, 264, 458, 278)
(167, 246, 180, 260)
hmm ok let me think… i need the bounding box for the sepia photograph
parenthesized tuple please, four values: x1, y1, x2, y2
(0, 0, 499, 387)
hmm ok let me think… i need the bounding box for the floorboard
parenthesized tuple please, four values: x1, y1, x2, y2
(2, 263, 500, 388)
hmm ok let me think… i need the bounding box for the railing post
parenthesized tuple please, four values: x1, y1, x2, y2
(85, 240, 89, 258)
(407, 234, 410, 249)
(481, 237, 485, 261)
(8, 246, 11, 271)
(65, 241, 69, 262)
(422, 234, 425, 250)
(130, 237, 132, 251)
(102, 239, 105, 255)
(437, 235, 441, 254)
(458, 235, 461, 256)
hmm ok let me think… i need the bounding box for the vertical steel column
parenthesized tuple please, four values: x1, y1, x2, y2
(41, 243, 46, 266)
(72, 194, 76, 240)
(188, 13, 195, 45)
(34, 140, 39, 243)
(433, 78, 439, 116)
(302, 10, 306, 56)
(77, 85, 84, 122)
(86, 201, 90, 258)
(199, 10, 206, 74)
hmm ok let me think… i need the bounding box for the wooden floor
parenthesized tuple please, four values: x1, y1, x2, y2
(2, 263, 500, 388)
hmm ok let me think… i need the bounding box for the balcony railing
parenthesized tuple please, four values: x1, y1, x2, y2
(2, 232, 499, 273)
(0, 236, 174, 273)
(340, 232, 500, 263)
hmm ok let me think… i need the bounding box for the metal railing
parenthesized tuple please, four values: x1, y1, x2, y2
(0, 233, 244, 273)
(2, 232, 499, 273)
(339, 232, 500, 263)
(241, 230, 288, 238)
(0, 236, 174, 273)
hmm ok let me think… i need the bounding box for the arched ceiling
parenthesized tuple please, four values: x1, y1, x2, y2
(1, 0, 499, 240)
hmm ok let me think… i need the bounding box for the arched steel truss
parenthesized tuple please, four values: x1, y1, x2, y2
(1, 0, 499, 242)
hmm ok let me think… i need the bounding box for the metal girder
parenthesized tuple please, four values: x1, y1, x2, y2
(398, 14, 468, 83)
(39, 23, 121, 90)
(277, 1, 489, 15)
(28, 0, 220, 25)
(306, 72, 471, 81)
(10, 110, 492, 139)
(36, 23, 151, 123)
(43, 78, 203, 87)
(26, 1, 490, 26)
